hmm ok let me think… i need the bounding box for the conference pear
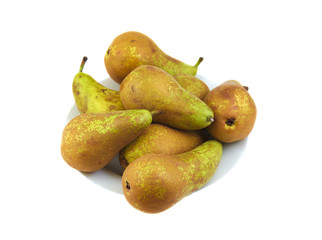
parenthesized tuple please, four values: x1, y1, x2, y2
(122, 140, 223, 213)
(104, 31, 203, 84)
(119, 123, 209, 168)
(120, 65, 214, 130)
(61, 110, 152, 172)
(174, 73, 210, 100)
(204, 80, 257, 143)
(73, 56, 125, 114)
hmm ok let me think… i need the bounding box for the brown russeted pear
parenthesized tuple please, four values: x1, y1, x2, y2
(61, 110, 152, 172)
(204, 80, 257, 143)
(174, 73, 210, 100)
(73, 56, 125, 114)
(119, 123, 209, 168)
(120, 65, 214, 130)
(104, 31, 203, 84)
(122, 140, 223, 213)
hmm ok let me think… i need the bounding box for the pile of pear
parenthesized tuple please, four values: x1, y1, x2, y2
(61, 31, 257, 214)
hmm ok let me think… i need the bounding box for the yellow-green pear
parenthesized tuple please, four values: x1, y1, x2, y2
(122, 140, 223, 213)
(61, 110, 152, 172)
(204, 80, 257, 143)
(119, 123, 209, 168)
(120, 65, 214, 130)
(73, 56, 125, 114)
(104, 31, 203, 84)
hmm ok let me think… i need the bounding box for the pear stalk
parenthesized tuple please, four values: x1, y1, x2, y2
(208, 116, 215, 123)
(194, 57, 204, 68)
(150, 110, 163, 116)
(79, 56, 88, 73)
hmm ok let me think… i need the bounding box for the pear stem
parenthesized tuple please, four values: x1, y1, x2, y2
(79, 56, 88, 72)
(194, 57, 204, 68)
(243, 86, 249, 91)
(151, 110, 162, 116)
(207, 116, 215, 123)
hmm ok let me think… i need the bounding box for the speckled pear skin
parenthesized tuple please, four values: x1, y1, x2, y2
(122, 140, 223, 213)
(119, 123, 209, 168)
(120, 65, 214, 130)
(61, 110, 152, 173)
(73, 57, 125, 114)
(204, 80, 257, 143)
(174, 73, 210, 100)
(104, 31, 203, 84)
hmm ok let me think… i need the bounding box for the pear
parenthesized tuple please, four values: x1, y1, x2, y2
(122, 140, 223, 213)
(61, 110, 152, 172)
(174, 73, 210, 100)
(204, 80, 257, 143)
(104, 31, 203, 84)
(120, 65, 214, 130)
(119, 123, 209, 168)
(73, 56, 125, 114)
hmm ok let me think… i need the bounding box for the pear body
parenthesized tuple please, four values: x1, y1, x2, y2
(204, 80, 257, 143)
(61, 110, 152, 172)
(174, 73, 210, 100)
(120, 65, 214, 130)
(73, 72, 125, 114)
(122, 140, 223, 213)
(119, 123, 209, 168)
(104, 31, 201, 84)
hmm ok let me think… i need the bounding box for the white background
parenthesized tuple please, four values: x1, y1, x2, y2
(1, 0, 322, 239)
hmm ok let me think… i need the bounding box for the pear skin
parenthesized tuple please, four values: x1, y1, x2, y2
(122, 140, 223, 213)
(61, 110, 152, 172)
(174, 73, 210, 100)
(104, 31, 203, 84)
(120, 65, 214, 130)
(204, 80, 257, 143)
(73, 57, 125, 114)
(119, 123, 209, 168)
